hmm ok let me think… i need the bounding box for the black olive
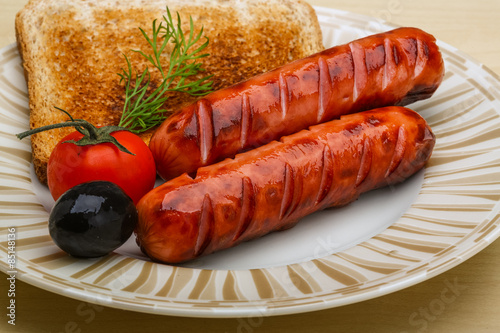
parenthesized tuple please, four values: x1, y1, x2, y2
(48, 181, 138, 258)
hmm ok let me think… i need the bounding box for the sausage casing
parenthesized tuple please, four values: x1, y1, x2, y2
(150, 27, 444, 180)
(136, 106, 436, 264)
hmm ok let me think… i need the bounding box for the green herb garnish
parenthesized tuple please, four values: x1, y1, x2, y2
(118, 7, 213, 133)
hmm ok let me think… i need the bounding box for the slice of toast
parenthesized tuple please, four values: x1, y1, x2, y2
(15, 0, 324, 184)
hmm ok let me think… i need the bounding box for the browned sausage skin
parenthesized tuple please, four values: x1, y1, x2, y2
(137, 106, 436, 264)
(150, 27, 444, 180)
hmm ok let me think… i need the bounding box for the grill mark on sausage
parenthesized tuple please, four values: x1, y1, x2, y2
(382, 38, 393, 90)
(233, 176, 255, 242)
(315, 144, 335, 206)
(279, 162, 294, 220)
(355, 136, 373, 187)
(196, 99, 214, 164)
(414, 38, 428, 77)
(194, 194, 214, 257)
(385, 125, 407, 178)
(348, 43, 358, 102)
(280, 162, 301, 220)
(349, 42, 367, 103)
(393, 44, 400, 65)
(317, 56, 332, 122)
(279, 72, 289, 120)
(403, 37, 418, 74)
(289, 162, 303, 220)
(240, 93, 251, 149)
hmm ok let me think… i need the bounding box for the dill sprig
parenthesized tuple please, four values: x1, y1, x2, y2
(118, 7, 213, 133)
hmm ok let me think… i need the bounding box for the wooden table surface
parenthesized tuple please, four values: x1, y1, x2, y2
(1, 0, 499, 332)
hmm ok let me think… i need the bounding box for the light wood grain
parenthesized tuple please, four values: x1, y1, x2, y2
(1, 0, 500, 332)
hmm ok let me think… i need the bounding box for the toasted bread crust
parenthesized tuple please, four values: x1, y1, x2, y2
(16, 0, 323, 184)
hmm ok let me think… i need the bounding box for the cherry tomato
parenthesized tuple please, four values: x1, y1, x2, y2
(47, 130, 156, 204)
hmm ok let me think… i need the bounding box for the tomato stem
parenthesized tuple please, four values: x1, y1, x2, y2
(16, 120, 92, 139)
(16, 107, 136, 155)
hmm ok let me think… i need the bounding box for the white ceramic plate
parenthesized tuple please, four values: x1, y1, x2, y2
(1, 7, 500, 318)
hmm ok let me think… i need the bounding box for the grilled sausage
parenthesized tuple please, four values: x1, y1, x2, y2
(150, 27, 444, 180)
(136, 106, 436, 264)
